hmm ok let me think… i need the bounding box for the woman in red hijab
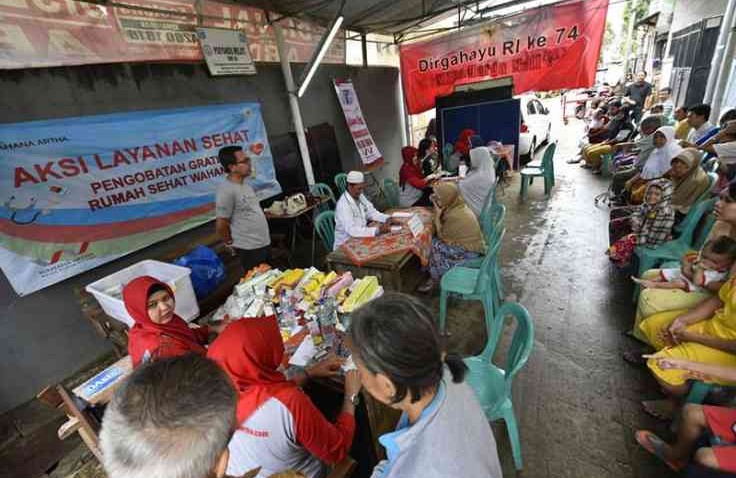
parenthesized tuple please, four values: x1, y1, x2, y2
(207, 317, 362, 478)
(399, 145, 432, 207)
(454, 129, 476, 157)
(124, 275, 226, 367)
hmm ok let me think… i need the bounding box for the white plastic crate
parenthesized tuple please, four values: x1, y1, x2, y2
(86, 260, 199, 328)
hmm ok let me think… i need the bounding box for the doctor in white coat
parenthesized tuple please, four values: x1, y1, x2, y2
(334, 171, 397, 250)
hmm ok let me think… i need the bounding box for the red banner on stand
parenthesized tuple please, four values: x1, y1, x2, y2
(399, 0, 609, 114)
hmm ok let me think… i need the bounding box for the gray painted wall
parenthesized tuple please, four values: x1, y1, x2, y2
(670, 0, 727, 32)
(0, 62, 403, 413)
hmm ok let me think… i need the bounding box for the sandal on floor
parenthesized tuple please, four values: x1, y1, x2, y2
(635, 430, 685, 471)
(622, 350, 647, 366)
(642, 400, 675, 422)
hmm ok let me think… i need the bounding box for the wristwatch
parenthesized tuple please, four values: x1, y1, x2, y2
(347, 392, 360, 406)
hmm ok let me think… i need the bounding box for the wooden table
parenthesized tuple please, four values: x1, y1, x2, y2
(326, 248, 424, 293)
(265, 196, 328, 264)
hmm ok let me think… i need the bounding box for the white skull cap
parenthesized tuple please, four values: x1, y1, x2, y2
(346, 171, 365, 184)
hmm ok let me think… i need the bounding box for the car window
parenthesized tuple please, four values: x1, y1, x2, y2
(533, 100, 546, 114)
(526, 101, 536, 115)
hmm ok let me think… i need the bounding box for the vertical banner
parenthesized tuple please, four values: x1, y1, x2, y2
(399, 0, 609, 114)
(333, 79, 383, 167)
(0, 102, 281, 296)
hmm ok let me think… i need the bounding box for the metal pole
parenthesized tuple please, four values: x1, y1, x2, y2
(361, 33, 368, 67)
(272, 21, 316, 186)
(705, 0, 736, 104)
(711, 20, 736, 121)
(621, 1, 638, 83)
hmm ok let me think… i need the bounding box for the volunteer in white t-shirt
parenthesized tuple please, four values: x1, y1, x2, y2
(333, 171, 399, 249)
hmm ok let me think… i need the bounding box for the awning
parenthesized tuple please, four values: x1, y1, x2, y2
(243, 0, 546, 37)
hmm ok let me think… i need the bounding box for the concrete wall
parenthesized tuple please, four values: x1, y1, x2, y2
(0, 61, 403, 413)
(670, 0, 727, 32)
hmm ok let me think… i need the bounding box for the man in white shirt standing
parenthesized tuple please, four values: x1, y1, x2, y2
(334, 171, 397, 250)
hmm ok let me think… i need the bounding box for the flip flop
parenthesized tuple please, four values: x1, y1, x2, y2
(635, 430, 685, 471)
(642, 399, 675, 421)
(622, 350, 647, 366)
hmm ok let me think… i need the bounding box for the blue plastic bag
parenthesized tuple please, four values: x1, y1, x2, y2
(174, 245, 226, 299)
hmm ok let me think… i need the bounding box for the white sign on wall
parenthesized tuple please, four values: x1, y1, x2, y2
(197, 27, 257, 76)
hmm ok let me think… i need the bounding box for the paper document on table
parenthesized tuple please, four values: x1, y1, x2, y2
(391, 212, 413, 218)
(408, 214, 424, 238)
(342, 355, 357, 372)
(289, 335, 317, 366)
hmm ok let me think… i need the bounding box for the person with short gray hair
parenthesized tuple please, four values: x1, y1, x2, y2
(348, 292, 502, 478)
(100, 354, 238, 478)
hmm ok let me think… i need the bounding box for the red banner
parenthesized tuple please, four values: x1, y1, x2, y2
(0, 0, 345, 69)
(399, 0, 608, 114)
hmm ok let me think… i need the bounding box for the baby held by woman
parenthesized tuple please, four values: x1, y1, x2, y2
(632, 236, 736, 292)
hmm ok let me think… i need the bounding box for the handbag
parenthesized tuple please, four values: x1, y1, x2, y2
(265, 200, 286, 216)
(285, 193, 307, 215)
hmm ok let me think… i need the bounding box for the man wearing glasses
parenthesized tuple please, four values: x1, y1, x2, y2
(216, 145, 271, 273)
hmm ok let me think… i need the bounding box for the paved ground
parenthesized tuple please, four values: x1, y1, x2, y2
(435, 105, 678, 477)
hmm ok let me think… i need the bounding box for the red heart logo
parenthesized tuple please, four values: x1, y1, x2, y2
(249, 143, 264, 156)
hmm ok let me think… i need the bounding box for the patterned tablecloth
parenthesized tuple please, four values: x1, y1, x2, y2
(340, 207, 434, 267)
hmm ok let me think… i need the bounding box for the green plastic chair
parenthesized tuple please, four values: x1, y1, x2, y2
(467, 202, 506, 265)
(439, 229, 505, 337)
(633, 198, 716, 299)
(464, 302, 534, 470)
(383, 178, 400, 208)
(673, 172, 717, 235)
(334, 173, 348, 195)
(525, 142, 556, 185)
(314, 210, 335, 251)
(309, 182, 336, 212)
(600, 152, 614, 177)
(520, 142, 556, 200)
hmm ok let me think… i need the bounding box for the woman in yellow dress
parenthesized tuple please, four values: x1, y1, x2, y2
(640, 278, 736, 397)
(632, 185, 736, 340)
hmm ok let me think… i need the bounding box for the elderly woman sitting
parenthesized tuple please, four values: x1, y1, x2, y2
(348, 293, 503, 478)
(418, 182, 486, 293)
(459, 140, 496, 217)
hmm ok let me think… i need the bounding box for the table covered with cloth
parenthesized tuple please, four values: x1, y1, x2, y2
(339, 207, 434, 267)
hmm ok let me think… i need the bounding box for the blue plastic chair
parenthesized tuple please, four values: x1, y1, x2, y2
(464, 302, 534, 470)
(520, 142, 556, 199)
(439, 229, 505, 337)
(383, 178, 400, 208)
(334, 173, 348, 195)
(314, 210, 335, 251)
(309, 183, 336, 212)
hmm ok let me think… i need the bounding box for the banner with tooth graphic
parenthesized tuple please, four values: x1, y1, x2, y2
(0, 102, 280, 296)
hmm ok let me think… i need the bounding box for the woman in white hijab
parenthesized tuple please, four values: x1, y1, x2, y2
(625, 126, 683, 204)
(458, 142, 496, 217)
